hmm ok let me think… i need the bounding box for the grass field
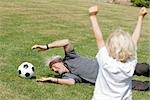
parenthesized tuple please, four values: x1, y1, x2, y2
(0, 0, 149, 100)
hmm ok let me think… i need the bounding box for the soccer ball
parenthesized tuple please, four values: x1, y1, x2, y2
(17, 62, 35, 78)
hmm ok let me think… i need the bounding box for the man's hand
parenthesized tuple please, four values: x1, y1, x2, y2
(139, 7, 147, 17)
(89, 5, 98, 16)
(36, 77, 57, 83)
(32, 44, 48, 52)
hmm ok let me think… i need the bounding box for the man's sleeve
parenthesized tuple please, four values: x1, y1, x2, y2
(64, 49, 80, 60)
(62, 73, 83, 83)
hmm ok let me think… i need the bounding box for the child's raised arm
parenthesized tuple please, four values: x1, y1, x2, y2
(132, 7, 147, 45)
(89, 6, 105, 49)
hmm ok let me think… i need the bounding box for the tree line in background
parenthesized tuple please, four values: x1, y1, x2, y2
(131, 0, 150, 8)
(105, 0, 150, 8)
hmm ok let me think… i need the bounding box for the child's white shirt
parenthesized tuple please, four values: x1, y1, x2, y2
(92, 46, 137, 100)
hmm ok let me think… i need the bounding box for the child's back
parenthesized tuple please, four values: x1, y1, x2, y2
(93, 46, 137, 100)
(89, 6, 147, 100)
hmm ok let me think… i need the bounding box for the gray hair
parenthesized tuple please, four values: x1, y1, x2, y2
(45, 55, 63, 67)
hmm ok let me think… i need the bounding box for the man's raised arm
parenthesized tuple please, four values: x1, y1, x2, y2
(89, 6, 105, 49)
(32, 39, 73, 52)
(132, 7, 147, 45)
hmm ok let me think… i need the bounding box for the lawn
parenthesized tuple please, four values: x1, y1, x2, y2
(0, 0, 149, 100)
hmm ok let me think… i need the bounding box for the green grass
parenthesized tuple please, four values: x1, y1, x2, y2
(0, 0, 149, 100)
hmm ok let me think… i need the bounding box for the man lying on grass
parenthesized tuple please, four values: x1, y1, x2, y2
(32, 7, 149, 91)
(32, 39, 149, 91)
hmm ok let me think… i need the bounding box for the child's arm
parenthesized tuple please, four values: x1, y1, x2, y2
(132, 7, 147, 45)
(89, 6, 105, 49)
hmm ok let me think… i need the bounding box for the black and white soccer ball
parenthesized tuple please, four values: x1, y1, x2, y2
(17, 62, 35, 78)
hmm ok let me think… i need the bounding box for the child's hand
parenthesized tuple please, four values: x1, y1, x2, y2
(139, 7, 147, 17)
(89, 5, 98, 16)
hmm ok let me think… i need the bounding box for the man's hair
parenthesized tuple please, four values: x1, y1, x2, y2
(46, 55, 63, 67)
(106, 28, 136, 62)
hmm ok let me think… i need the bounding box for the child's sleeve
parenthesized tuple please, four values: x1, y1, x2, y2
(96, 46, 109, 66)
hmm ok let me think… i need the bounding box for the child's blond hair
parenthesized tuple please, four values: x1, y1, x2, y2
(106, 28, 136, 62)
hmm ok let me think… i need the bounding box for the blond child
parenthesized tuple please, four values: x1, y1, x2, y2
(89, 6, 147, 100)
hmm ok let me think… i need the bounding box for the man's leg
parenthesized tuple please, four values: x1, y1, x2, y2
(132, 80, 150, 91)
(134, 63, 150, 77)
(133, 63, 150, 91)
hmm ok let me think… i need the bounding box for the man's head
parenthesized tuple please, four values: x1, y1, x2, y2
(47, 55, 68, 74)
(48, 55, 63, 67)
